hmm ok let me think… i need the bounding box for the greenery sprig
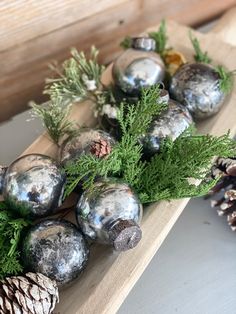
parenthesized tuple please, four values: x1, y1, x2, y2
(45, 46, 105, 101)
(30, 99, 78, 145)
(0, 202, 30, 279)
(148, 20, 168, 56)
(64, 85, 236, 202)
(189, 31, 212, 64)
(64, 85, 167, 197)
(215, 65, 236, 95)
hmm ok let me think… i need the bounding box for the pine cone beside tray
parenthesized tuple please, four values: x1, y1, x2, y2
(0, 272, 59, 314)
(210, 157, 236, 231)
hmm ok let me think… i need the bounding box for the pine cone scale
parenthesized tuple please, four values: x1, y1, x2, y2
(0, 273, 59, 314)
(210, 156, 236, 231)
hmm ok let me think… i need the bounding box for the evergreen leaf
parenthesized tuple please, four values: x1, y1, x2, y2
(189, 31, 212, 64)
(148, 20, 168, 56)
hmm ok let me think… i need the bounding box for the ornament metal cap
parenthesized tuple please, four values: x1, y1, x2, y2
(108, 219, 142, 251)
(0, 166, 7, 194)
(131, 37, 156, 51)
(160, 89, 170, 104)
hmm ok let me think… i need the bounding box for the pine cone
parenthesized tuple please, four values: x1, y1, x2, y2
(90, 139, 112, 158)
(0, 272, 59, 314)
(210, 157, 236, 231)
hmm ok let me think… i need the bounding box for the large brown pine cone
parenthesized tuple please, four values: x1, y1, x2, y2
(210, 157, 236, 231)
(0, 272, 59, 314)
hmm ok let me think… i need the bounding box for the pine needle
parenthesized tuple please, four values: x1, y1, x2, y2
(189, 31, 212, 64)
(215, 65, 236, 94)
(30, 98, 79, 145)
(148, 20, 168, 56)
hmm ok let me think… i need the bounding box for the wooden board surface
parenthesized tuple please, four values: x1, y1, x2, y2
(20, 17, 236, 313)
(0, 0, 235, 123)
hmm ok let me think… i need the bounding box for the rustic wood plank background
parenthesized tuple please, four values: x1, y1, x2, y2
(0, 0, 235, 122)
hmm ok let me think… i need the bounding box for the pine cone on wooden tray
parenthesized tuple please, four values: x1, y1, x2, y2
(0, 272, 59, 314)
(209, 157, 236, 231)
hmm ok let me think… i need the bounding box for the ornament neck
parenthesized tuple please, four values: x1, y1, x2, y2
(108, 219, 142, 251)
(159, 89, 170, 104)
(0, 166, 7, 194)
(131, 37, 156, 51)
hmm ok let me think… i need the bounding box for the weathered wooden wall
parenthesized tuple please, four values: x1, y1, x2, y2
(0, 0, 235, 122)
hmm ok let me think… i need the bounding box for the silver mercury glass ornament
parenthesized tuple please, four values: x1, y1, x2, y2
(76, 178, 143, 251)
(60, 128, 116, 166)
(169, 63, 227, 120)
(112, 37, 165, 95)
(0, 166, 7, 194)
(140, 90, 193, 157)
(1, 154, 66, 217)
(22, 219, 89, 287)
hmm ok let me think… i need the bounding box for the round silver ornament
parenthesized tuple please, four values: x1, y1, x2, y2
(76, 178, 143, 251)
(60, 128, 116, 166)
(140, 91, 193, 157)
(112, 37, 165, 95)
(0, 166, 7, 194)
(169, 63, 227, 120)
(2, 154, 66, 217)
(22, 219, 89, 287)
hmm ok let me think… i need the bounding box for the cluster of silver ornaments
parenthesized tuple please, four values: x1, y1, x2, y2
(169, 63, 227, 120)
(112, 37, 165, 95)
(22, 219, 89, 287)
(76, 178, 143, 251)
(1, 154, 66, 217)
(140, 90, 193, 157)
(60, 128, 116, 165)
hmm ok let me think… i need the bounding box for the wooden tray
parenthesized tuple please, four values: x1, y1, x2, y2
(21, 8, 236, 314)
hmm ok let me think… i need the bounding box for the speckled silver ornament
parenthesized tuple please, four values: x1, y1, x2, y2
(169, 63, 227, 120)
(22, 219, 89, 287)
(76, 178, 143, 251)
(60, 128, 116, 166)
(0, 166, 7, 194)
(2, 154, 66, 217)
(140, 91, 193, 157)
(112, 37, 165, 95)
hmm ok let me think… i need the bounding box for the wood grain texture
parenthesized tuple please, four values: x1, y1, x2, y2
(0, 0, 235, 123)
(18, 14, 236, 313)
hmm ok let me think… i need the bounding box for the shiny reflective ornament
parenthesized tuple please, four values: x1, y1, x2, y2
(0, 166, 7, 194)
(60, 128, 116, 165)
(2, 154, 66, 217)
(112, 37, 165, 95)
(140, 90, 193, 157)
(22, 219, 89, 287)
(76, 178, 143, 251)
(169, 63, 227, 120)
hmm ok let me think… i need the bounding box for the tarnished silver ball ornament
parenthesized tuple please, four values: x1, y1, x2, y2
(22, 219, 89, 287)
(76, 178, 143, 251)
(112, 37, 165, 95)
(0, 166, 7, 194)
(2, 154, 66, 217)
(60, 128, 116, 166)
(169, 63, 227, 120)
(140, 90, 193, 157)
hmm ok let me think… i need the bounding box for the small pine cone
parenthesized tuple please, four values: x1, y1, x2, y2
(0, 272, 59, 314)
(210, 157, 236, 231)
(90, 139, 112, 158)
(211, 157, 236, 179)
